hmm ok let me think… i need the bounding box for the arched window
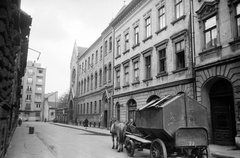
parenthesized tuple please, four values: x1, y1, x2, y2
(127, 99, 137, 122)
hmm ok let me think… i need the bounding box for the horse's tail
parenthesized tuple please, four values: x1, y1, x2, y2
(119, 123, 127, 144)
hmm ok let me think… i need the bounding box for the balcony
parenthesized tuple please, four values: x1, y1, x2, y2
(25, 99, 31, 102)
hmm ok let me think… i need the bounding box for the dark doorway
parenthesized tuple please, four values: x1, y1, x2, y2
(104, 110, 108, 128)
(209, 79, 236, 145)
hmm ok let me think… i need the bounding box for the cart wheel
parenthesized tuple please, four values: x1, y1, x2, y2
(150, 139, 167, 158)
(126, 139, 135, 157)
(191, 147, 209, 158)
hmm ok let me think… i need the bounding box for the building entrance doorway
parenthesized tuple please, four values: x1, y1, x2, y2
(104, 110, 108, 128)
(209, 79, 236, 145)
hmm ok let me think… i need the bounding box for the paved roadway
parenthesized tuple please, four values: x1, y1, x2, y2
(6, 122, 149, 158)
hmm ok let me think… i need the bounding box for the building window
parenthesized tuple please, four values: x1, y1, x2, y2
(27, 77, 33, 84)
(134, 26, 139, 45)
(236, 3, 240, 37)
(36, 86, 42, 91)
(80, 104, 82, 114)
(108, 63, 111, 81)
(204, 16, 217, 49)
(95, 72, 98, 88)
(99, 100, 101, 114)
(83, 103, 85, 114)
(36, 94, 41, 100)
(133, 61, 139, 82)
(92, 54, 94, 66)
(117, 39, 121, 56)
(84, 79, 86, 93)
(145, 56, 151, 79)
(158, 48, 166, 73)
(175, 40, 185, 69)
(100, 46, 103, 60)
(124, 66, 129, 85)
(28, 69, 33, 75)
(128, 100, 137, 122)
(145, 17, 151, 38)
(105, 40, 108, 55)
(90, 102, 93, 114)
(87, 76, 90, 92)
(36, 103, 41, 108)
(116, 70, 120, 88)
(104, 66, 107, 84)
(38, 69, 43, 74)
(26, 86, 32, 92)
(85, 60, 87, 71)
(99, 69, 102, 87)
(26, 95, 31, 101)
(82, 63, 84, 73)
(158, 6, 166, 30)
(96, 50, 98, 63)
(175, 0, 183, 19)
(79, 65, 81, 74)
(109, 37, 112, 52)
(91, 74, 93, 90)
(94, 101, 97, 113)
(125, 33, 129, 51)
(25, 104, 31, 110)
(88, 57, 90, 69)
(81, 80, 83, 94)
(36, 112, 40, 117)
(87, 103, 89, 114)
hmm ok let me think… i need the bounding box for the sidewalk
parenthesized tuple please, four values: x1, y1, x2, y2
(4, 124, 56, 158)
(53, 123, 240, 158)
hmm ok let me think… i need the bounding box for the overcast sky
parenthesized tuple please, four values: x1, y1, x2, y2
(21, 0, 131, 97)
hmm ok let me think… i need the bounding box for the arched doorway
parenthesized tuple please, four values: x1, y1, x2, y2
(127, 99, 137, 122)
(209, 78, 236, 145)
(69, 100, 74, 121)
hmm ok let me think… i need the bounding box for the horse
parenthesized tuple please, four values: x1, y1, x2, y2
(110, 118, 127, 152)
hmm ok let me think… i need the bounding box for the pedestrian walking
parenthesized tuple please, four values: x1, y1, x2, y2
(84, 118, 88, 129)
(18, 118, 22, 126)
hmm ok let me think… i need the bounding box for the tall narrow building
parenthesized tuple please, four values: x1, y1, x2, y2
(20, 61, 46, 121)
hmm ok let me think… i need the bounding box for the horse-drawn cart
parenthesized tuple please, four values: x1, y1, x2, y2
(125, 93, 209, 158)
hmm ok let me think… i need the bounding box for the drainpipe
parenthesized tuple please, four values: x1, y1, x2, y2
(190, 0, 197, 100)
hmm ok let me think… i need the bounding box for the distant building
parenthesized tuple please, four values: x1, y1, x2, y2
(43, 91, 58, 122)
(20, 61, 46, 121)
(55, 107, 68, 124)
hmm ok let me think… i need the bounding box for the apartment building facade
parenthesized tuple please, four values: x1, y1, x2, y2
(111, 0, 195, 123)
(20, 61, 46, 121)
(193, 0, 240, 146)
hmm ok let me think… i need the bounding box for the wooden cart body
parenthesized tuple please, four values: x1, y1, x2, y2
(125, 93, 209, 158)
